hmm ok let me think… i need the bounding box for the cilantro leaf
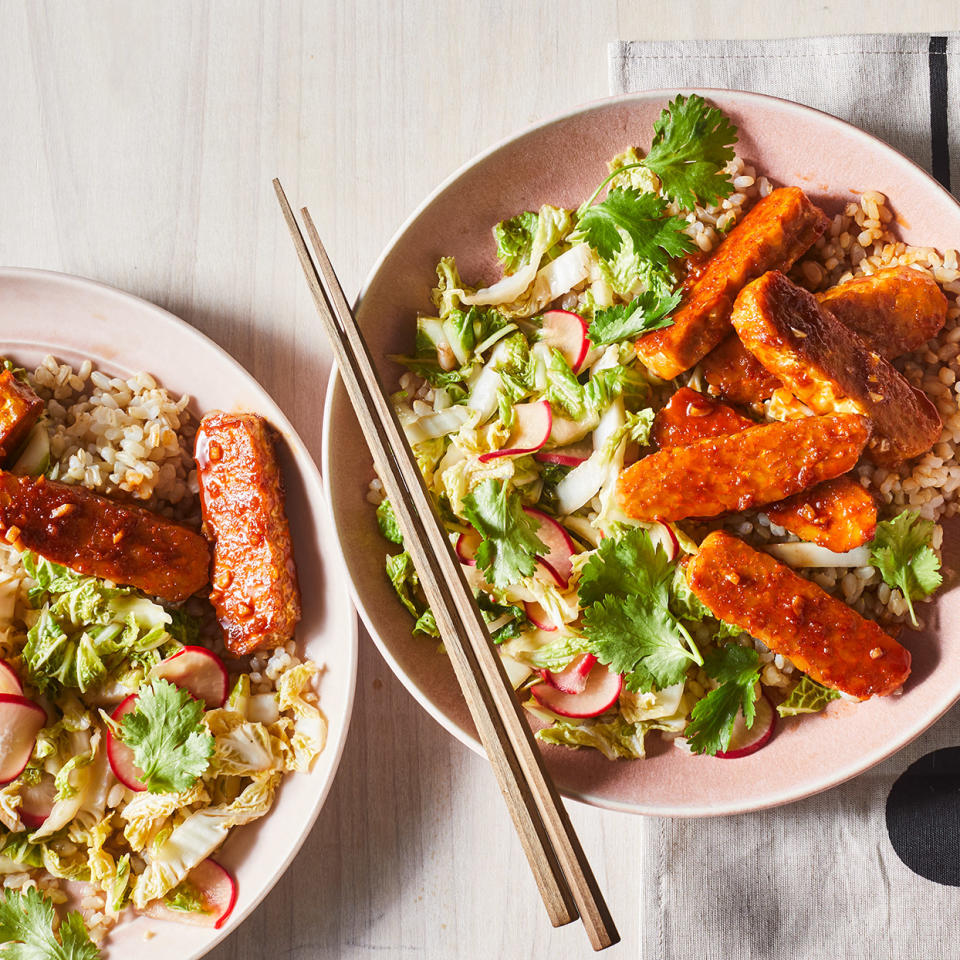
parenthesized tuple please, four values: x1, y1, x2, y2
(576, 188, 694, 270)
(494, 211, 539, 274)
(461, 479, 547, 588)
(578, 525, 675, 605)
(684, 644, 760, 756)
(578, 528, 701, 691)
(117, 679, 214, 793)
(869, 510, 943, 626)
(583, 594, 694, 691)
(0, 887, 100, 960)
(777, 675, 841, 718)
(588, 287, 682, 345)
(642, 94, 738, 210)
(376, 499, 404, 545)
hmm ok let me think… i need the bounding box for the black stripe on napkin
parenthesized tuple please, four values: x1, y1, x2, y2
(929, 35, 950, 191)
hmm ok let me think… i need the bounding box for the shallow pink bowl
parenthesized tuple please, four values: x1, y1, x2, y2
(0, 268, 359, 955)
(324, 89, 960, 816)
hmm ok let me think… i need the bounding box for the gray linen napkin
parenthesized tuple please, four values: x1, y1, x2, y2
(609, 34, 960, 960)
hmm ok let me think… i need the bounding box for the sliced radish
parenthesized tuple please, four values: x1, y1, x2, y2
(105, 694, 147, 792)
(531, 660, 622, 718)
(19, 772, 56, 830)
(0, 660, 23, 697)
(647, 521, 679, 561)
(716, 693, 775, 759)
(523, 508, 575, 587)
(540, 310, 591, 373)
(0, 694, 46, 785)
(541, 653, 598, 695)
(478, 400, 552, 462)
(150, 646, 229, 709)
(524, 600, 558, 632)
(534, 438, 593, 468)
(141, 858, 238, 929)
(455, 530, 482, 566)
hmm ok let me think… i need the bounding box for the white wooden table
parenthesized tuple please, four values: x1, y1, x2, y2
(1, 2, 957, 957)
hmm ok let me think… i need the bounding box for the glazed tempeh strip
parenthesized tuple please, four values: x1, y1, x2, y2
(818, 264, 947, 358)
(0, 472, 210, 602)
(731, 271, 941, 465)
(617, 412, 870, 521)
(766, 476, 876, 553)
(196, 412, 302, 656)
(703, 265, 948, 404)
(651, 386, 753, 449)
(0, 370, 43, 462)
(652, 388, 876, 551)
(686, 530, 910, 699)
(635, 187, 829, 380)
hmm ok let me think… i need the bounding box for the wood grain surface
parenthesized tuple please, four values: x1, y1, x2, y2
(1, 2, 958, 957)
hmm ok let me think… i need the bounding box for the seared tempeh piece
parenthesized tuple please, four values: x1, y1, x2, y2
(196, 412, 301, 656)
(0, 472, 210, 601)
(731, 271, 941, 465)
(651, 388, 877, 549)
(818, 265, 947, 358)
(766, 476, 877, 552)
(635, 187, 829, 379)
(651, 386, 753, 448)
(704, 265, 948, 404)
(0, 370, 44, 462)
(617, 413, 869, 521)
(701, 334, 784, 404)
(686, 530, 910, 698)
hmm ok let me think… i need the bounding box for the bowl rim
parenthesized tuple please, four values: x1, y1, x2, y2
(0, 264, 360, 954)
(322, 87, 960, 816)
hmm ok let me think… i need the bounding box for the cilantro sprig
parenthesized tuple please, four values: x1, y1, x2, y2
(0, 887, 100, 960)
(576, 189, 693, 271)
(577, 528, 702, 691)
(684, 643, 761, 756)
(869, 510, 943, 626)
(587, 287, 682, 345)
(461, 479, 547, 588)
(115, 679, 214, 793)
(642, 94, 738, 210)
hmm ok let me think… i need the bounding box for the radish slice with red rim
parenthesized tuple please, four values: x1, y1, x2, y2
(105, 694, 147, 792)
(477, 400, 552, 462)
(531, 660, 622, 718)
(150, 646, 229, 709)
(540, 653, 598, 695)
(19, 772, 56, 830)
(141, 858, 238, 929)
(647, 521, 680, 561)
(523, 508, 576, 587)
(523, 600, 557, 632)
(540, 309, 591, 373)
(534, 438, 593, 467)
(0, 660, 23, 697)
(716, 693, 776, 759)
(455, 530, 482, 566)
(0, 694, 46, 785)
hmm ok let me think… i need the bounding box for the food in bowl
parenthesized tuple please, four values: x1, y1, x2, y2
(368, 96, 957, 762)
(0, 356, 326, 952)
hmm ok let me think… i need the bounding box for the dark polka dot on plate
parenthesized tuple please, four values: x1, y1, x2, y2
(886, 746, 960, 886)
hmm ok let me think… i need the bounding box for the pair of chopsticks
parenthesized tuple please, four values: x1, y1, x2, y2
(274, 180, 619, 951)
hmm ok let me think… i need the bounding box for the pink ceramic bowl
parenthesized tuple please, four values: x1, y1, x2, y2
(0, 268, 358, 956)
(323, 89, 960, 816)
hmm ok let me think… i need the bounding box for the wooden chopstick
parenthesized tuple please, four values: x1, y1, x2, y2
(273, 179, 619, 951)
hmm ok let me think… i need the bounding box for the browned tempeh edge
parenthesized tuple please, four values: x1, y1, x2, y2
(274, 180, 618, 951)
